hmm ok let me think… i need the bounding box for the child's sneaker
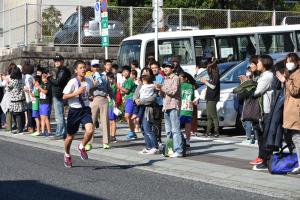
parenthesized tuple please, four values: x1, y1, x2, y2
(103, 144, 110, 149)
(78, 145, 88, 160)
(111, 136, 117, 143)
(31, 131, 40, 136)
(43, 131, 49, 137)
(138, 148, 150, 154)
(169, 152, 183, 158)
(126, 131, 137, 140)
(147, 148, 159, 155)
(64, 155, 72, 168)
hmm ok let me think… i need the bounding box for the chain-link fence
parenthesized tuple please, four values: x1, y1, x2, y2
(1, 4, 300, 49)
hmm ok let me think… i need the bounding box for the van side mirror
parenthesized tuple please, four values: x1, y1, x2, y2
(59, 23, 64, 29)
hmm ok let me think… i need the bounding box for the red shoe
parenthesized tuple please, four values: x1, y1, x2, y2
(64, 155, 72, 168)
(249, 157, 263, 165)
(78, 145, 88, 160)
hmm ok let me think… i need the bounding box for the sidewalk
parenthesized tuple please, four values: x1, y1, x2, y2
(0, 124, 299, 200)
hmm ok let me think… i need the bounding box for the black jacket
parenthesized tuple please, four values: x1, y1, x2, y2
(205, 72, 220, 101)
(49, 66, 71, 99)
(264, 80, 285, 150)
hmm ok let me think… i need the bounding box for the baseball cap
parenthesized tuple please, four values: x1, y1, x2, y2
(162, 61, 174, 69)
(53, 55, 64, 61)
(91, 59, 100, 67)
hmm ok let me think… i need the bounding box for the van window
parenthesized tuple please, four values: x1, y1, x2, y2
(217, 37, 238, 62)
(145, 39, 194, 66)
(237, 35, 256, 60)
(296, 31, 300, 51)
(118, 40, 141, 67)
(258, 33, 294, 54)
(194, 37, 215, 62)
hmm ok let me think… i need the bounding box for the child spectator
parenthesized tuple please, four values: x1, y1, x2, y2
(39, 73, 52, 136)
(30, 76, 41, 136)
(131, 60, 141, 78)
(130, 69, 140, 86)
(120, 65, 137, 139)
(241, 67, 255, 144)
(179, 72, 195, 147)
(132, 75, 154, 120)
(107, 72, 117, 142)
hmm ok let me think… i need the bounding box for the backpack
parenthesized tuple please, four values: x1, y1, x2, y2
(233, 80, 257, 100)
(268, 145, 299, 174)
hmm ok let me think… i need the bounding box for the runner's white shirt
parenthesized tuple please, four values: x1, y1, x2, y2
(63, 77, 93, 108)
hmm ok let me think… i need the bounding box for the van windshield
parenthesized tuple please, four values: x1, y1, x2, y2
(117, 40, 141, 67)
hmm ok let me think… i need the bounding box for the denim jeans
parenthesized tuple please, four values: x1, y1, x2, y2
(243, 121, 253, 139)
(53, 97, 66, 137)
(142, 116, 158, 149)
(164, 109, 182, 154)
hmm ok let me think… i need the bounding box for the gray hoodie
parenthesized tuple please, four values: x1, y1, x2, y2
(253, 70, 274, 114)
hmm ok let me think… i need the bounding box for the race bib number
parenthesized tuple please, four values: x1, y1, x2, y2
(181, 100, 193, 111)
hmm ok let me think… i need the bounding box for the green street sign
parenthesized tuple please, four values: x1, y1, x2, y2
(102, 35, 109, 47)
(101, 17, 108, 29)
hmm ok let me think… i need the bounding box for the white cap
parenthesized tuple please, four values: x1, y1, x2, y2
(91, 59, 100, 66)
(17, 65, 22, 72)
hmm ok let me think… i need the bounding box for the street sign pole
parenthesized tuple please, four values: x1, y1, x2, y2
(101, 0, 109, 59)
(153, 0, 163, 61)
(154, 0, 158, 61)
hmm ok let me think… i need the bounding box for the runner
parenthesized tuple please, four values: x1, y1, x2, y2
(62, 60, 94, 168)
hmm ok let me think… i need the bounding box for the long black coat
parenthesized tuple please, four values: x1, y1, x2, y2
(263, 86, 285, 150)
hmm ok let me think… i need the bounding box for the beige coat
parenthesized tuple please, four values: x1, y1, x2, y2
(283, 68, 300, 131)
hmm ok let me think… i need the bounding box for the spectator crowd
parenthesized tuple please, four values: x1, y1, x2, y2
(0, 53, 299, 175)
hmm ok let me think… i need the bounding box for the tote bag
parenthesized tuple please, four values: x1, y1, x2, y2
(242, 97, 262, 122)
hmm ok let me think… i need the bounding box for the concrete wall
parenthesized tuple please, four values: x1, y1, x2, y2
(0, 46, 119, 73)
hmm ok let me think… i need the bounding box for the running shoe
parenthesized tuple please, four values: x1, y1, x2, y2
(169, 152, 183, 158)
(138, 148, 150, 154)
(78, 145, 88, 160)
(111, 136, 117, 143)
(30, 131, 40, 136)
(64, 155, 72, 168)
(252, 163, 268, 171)
(249, 157, 263, 165)
(146, 148, 159, 155)
(287, 167, 300, 175)
(85, 143, 92, 151)
(126, 131, 137, 140)
(103, 144, 110, 149)
(43, 132, 49, 137)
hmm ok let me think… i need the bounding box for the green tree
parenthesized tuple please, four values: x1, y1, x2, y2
(42, 6, 62, 36)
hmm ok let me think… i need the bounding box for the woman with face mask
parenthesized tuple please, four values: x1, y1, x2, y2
(276, 53, 300, 175)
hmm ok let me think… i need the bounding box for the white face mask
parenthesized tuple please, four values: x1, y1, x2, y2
(286, 62, 297, 71)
